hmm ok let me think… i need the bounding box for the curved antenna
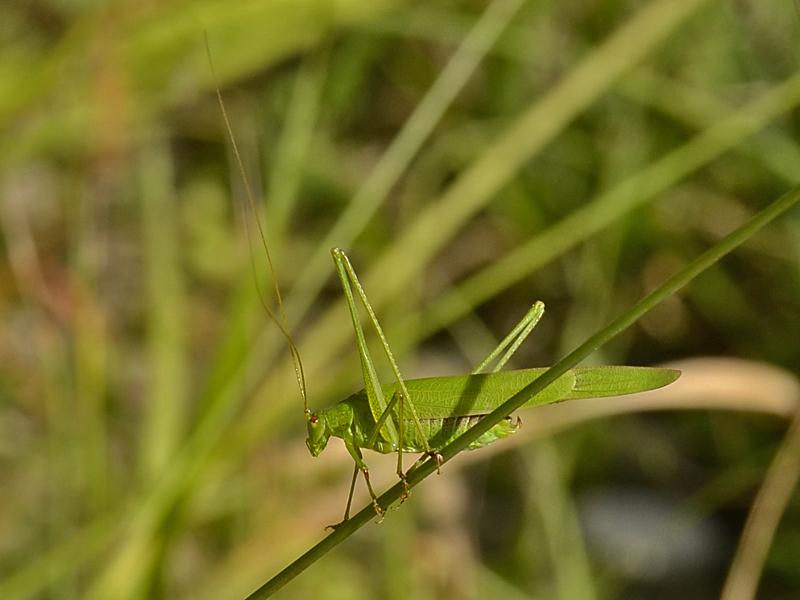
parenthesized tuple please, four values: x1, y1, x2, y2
(204, 32, 308, 411)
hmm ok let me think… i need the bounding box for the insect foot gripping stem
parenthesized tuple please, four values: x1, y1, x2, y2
(424, 451, 444, 474)
(362, 467, 386, 523)
(396, 475, 411, 507)
(325, 466, 385, 531)
(407, 451, 444, 477)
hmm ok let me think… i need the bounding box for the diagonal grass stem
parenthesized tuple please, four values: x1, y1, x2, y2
(244, 185, 800, 598)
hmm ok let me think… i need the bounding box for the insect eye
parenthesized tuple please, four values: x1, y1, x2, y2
(309, 415, 318, 424)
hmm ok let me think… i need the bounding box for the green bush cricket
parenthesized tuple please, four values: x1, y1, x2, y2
(209, 43, 680, 529)
(306, 249, 679, 526)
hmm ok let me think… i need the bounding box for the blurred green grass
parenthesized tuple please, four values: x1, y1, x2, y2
(2, 1, 800, 599)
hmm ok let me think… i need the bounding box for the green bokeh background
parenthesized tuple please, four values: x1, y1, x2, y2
(2, 1, 800, 598)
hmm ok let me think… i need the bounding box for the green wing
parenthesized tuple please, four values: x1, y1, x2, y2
(371, 366, 680, 419)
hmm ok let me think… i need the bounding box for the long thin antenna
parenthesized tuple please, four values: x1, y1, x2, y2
(204, 32, 308, 410)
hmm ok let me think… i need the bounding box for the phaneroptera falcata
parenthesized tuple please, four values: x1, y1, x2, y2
(207, 42, 680, 530)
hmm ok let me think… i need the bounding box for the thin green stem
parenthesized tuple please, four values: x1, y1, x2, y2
(244, 185, 800, 599)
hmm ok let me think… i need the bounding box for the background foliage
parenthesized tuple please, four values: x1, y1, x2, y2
(2, 1, 800, 598)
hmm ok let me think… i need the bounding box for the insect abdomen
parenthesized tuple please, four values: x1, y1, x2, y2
(373, 415, 520, 453)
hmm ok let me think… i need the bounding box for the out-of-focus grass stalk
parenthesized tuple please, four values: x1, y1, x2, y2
(415, 69, 800, 342)
(71, 197, 110, 514)
(264, 55, 327, 251)
(0, 511, 120, 599)
(0, 0, 404, 163)
(529, 441, 596, 600)
(0, 193, 84, 597)
(619, 69, 800, 185)
(139, 135, 188, 483)
(283, 0, 526, 325)
(374, 8, 800, 188)
(476, 561, 539, 599)
(347, 0, 708, 311)
(557, 237, 623, 359)
(203, 54, 327, 409)
(721, 409, 800, 600)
